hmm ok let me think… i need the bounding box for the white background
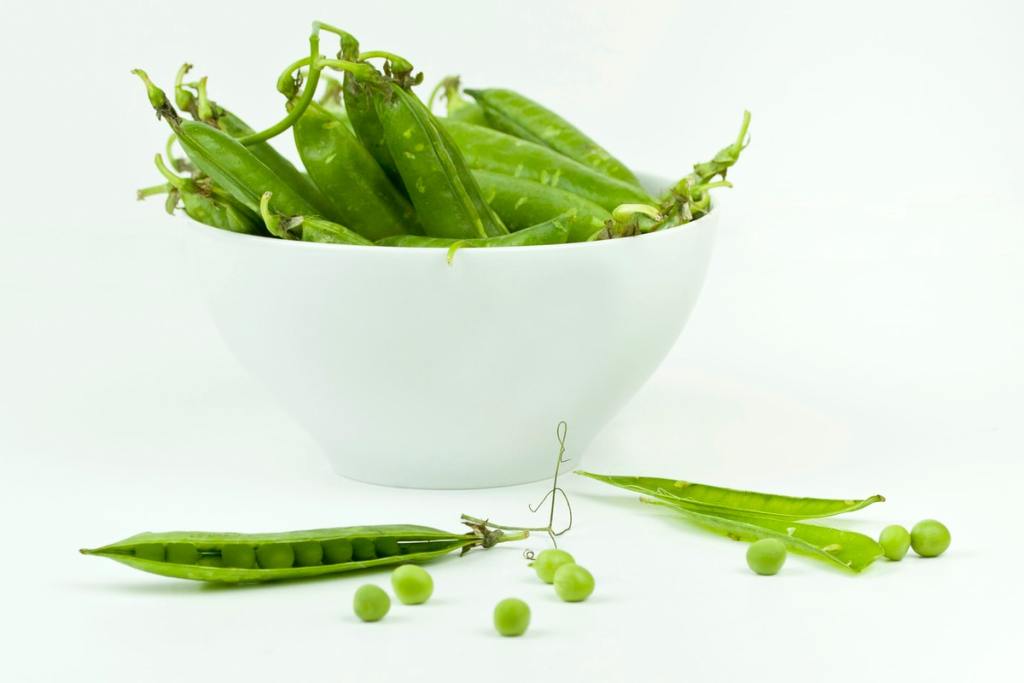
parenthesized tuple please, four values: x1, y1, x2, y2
(2, 1, 1022, 681)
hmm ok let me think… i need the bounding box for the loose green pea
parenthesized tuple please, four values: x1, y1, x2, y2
(351, 538, 377, 562)
(221, 544, 256, 569)
(746, 538, 787, 576)
(353, 584, 390, 622)
(133, 543, 164, 562)
(553, 564, 595, 602)
(375, 538, 402, 558)
(166, 543, 199, 565)
(256, 543, 295, 569)
(322, 539, 353, 564)
(531, 549, 575, 584)
(390, 565, 433, 605)
(493, 598, 530, 637)
(911, 520, 950, 558)
(879, 525, 911, 561)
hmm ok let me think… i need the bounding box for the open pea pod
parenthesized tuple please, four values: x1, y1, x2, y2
(81, 522, 525, 583)
(643, 499, 883, 573)
(577, 471, 884, 521)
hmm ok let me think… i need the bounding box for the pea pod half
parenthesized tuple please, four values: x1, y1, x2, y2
(442, 120, 653, 212)
(649, 500, 884, 573)
(81, 522, 525, 583)
(466, 87, 642, 187)
(577, 471, 885, 521)
(369, 77, 508, 239)
(473, 170, 610, 242)
(292, 101, 420, 240)
(580, 470, 886, 573)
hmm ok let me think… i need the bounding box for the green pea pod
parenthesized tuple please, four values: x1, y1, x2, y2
(378, 213, 568, 249)
(371, 79, 508, 239)
(148, 154, 265, 235)
(466, 88, 642, 187)
(259, 192, 373, 245)
(292, 101, 420, 240)
(442, 120, 653, 212)
(644, 499, 883, 573)
(180, 68, 334, 219)
(81, 522, 526, 584)
(473, 169, 610, 242)
(576, 471, 885, 521)
(345, 74, 402, 188)
(176, 119, 322, 218)
(657, 111, 751, 228)
(178, 189, 265, 235)
(337, 36, 407, 191)
(134, 69, 323, 221)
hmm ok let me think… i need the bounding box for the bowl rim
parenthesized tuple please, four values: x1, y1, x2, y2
(177, 206, 716, 254)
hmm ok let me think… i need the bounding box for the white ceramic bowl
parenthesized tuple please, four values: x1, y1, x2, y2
(187, 175, 715, 488)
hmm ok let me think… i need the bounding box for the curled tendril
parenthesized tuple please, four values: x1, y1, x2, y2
(461, 420, 575, 551)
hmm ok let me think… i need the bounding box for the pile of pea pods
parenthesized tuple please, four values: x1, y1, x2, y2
(134, 21, 749, 255)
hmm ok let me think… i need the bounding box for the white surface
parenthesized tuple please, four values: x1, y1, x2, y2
(1, 1, 1022, 681)
(189, 175, 713, 488)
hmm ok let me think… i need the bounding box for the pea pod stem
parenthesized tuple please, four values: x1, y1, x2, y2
(132, 68, 178, 123)
(461, 421, 574, 547)
(259, 191, 295, 239)
(610, 203, 661, 223)
(240, 22, 385, 146)
(460, 515, 549, 534)
(357, 50, 411, 70)
(195, 76, 215, 122)
(654, 111, 751, 229)
(164, 133, 191, 174)
(311, 20, 358, 59)
(136, 183, 171, 200)
(153, 153, 185, 189)
(237, 30, 323, 145)
(275, 56, 315, 98)
(173, 63, 197, 115)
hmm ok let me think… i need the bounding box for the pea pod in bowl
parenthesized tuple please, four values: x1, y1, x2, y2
(378, 213, 571, 263)
(466, 87, 642, 188)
